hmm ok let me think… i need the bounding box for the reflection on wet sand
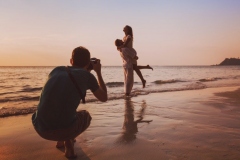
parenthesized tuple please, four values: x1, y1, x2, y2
(119, 99, 152, 143)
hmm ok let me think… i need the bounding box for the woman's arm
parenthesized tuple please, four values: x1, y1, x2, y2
(117, 36, 131, 49)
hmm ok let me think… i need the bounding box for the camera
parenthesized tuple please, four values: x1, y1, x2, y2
(87, 58, 98, 70)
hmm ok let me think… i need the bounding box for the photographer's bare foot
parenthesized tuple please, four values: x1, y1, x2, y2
(56, 141, 64, 148)
(147, 65, 153, 70)
(142, 80, 146, 88)
(64, 140, 77, 158)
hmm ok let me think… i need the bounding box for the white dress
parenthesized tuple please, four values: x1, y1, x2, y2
(123, 35, 137, 65)
(119, 48, 134, 94)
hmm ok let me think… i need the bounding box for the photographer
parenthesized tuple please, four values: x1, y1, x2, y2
(32, 46, 107, 158)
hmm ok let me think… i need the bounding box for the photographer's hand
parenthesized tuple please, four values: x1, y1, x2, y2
(93, 59, 101, 74)
(92, 60, 107, 101)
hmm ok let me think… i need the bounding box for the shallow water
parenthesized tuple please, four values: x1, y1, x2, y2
(0, 65, 240, 117)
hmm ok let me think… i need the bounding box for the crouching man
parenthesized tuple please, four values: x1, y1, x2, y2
(32, 46, 107, 158)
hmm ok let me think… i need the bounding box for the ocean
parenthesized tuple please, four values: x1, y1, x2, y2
(0, 65, 240, 117)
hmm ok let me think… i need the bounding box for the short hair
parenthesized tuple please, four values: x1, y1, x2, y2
(115, 39, 122, 47)
(72, 46, 90, 67)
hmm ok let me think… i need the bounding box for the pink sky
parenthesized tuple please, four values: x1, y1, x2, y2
(1, 1, 240, 66)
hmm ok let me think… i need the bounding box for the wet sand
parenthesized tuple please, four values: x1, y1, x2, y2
(0, 86, 240, 160)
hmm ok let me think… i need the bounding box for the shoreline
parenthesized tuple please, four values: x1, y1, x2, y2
(1, 84, 240, 118)
(1, 86, 240, 160)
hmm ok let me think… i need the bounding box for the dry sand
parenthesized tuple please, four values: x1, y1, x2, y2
(0, 86, 240, 160)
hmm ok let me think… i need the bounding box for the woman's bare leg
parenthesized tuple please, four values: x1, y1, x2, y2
(133, 64, 146, 88)
(137, 65, 153, 70)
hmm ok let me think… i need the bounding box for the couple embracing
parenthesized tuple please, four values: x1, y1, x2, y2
(115, 25, 153, 96)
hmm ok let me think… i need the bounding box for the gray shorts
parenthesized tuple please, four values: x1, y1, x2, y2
(34, 110, 92, 141)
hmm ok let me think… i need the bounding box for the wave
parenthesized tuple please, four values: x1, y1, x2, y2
(0, 107, 37, 118)
(198, 77, 222, 82)
(20, 87, 42, 92)
(106, 82, 124, 87)
(0, 91, 16, 96)
(105, 79, 187, 87)
(1, 82, 240, 118)
(185, 82, 206, 89)
(19, 77, 30, 79)
(0, 87, 42, 96)
(233, 75, 240, 79)
(0, 85, 15, 89)
(0, 96, 39, 103)
(153, 79, 185, 84)
(106, 80, 182, 87)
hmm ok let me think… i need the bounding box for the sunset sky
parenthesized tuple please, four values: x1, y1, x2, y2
(1, 0, 240, 66)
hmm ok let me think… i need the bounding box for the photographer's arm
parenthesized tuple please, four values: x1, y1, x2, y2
(93, 72, 107, 102)
(92, 60, 108, 102)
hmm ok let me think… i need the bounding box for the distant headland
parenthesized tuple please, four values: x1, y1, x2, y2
(218, 58, 240, 65)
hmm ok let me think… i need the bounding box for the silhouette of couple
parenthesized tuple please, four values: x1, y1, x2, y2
(115, 25, 153, 96)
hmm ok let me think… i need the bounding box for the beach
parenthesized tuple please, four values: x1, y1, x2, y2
(1, 86, 240, 160)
